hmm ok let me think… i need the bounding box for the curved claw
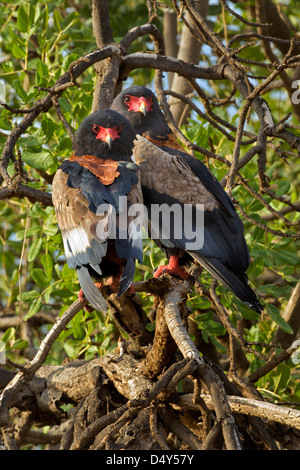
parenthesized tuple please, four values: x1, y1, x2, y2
(153, 255, 189, 280)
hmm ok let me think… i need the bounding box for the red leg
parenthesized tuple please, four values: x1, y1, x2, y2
(153, 255, 189, 280)
(106, 273, 134, 294)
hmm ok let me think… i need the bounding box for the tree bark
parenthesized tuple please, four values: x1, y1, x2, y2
(91, 0, 119, 110)
(169, 0, 209, 126)
(163, 9, 178, 88)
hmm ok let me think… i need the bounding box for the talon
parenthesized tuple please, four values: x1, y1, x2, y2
(153, 255, 189, 280)
(106, 272, 122, 292)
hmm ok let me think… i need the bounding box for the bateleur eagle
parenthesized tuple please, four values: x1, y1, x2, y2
(112, 86, 262, 314)
(52, 109, 143, 313)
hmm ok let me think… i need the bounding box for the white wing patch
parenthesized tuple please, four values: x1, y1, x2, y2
(62, 225, 105, 273)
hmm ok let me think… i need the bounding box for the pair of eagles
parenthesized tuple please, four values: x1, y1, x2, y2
(52, 85, 262, 315)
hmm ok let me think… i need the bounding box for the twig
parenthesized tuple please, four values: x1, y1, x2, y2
(0, 185, 53, 206)
(70, 401, 131, 450)
(200, 394, 300, 430)
(0, 299, 86, 426)
(235, 201, 300, 240)
(0, 103, 37, 114)
(262, 201, 300, 221)
(149, 405, 170, 450)
(248, 346, 294, 383)
(196, 363, 242, 450)
(201, 421, 221, 450)
(160, 407, 203, 450)
(165, 88, 238, 143)
(51, 95, 75, 141)
(229, 32, 300, 49)
(236, 174, 299, 226)
(219, 0, 271, 28)
(210, 280, 268, 361)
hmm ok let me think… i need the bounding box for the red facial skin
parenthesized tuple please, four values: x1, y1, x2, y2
(92, 124, 122, 146)
(124, 95, 153, 114)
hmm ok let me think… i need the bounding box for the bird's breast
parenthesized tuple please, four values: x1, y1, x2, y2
(69, 154, 120, 185)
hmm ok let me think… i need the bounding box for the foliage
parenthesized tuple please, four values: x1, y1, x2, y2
(0, 0, 300, 449)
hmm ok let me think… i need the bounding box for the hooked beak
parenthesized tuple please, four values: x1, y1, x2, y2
(95, 125, 121, 147)
(139, 97, 148, 116)
(105, 132, 113, 148)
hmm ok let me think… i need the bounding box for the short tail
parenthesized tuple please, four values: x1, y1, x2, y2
(77, 266, 108, 313)
(190, 252, 263, 314)
(118, 258, 135, 297)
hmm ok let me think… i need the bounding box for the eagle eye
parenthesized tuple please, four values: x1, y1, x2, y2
(92, 124, 100, 133)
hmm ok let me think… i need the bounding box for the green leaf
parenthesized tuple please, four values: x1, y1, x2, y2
(53, 10, 62, 32)
(247, 258, 264, 278)
(194, 299, 212, 310)
(41, 253, 53, 279)
(272, 249, 298, 266)
(43, 224, 58, 237)
(195, 312, 214, 323)
(146, 322, 155, 332)
(12, 79, 27, 101)
(204, 320, 226, 336)
(19, 290, 40, 302)
(12, 44, 26, 59)
(266, 304, 294, 334)
(16, 225, 41, 240)
(22, 151, 54, 170)
(29, 204, 47, 219)
(62, 263, 75, 280)
(274, 181, 290, 197)
(31, 268, 49, 287)
(209, 335, 227, 353)
(0, 118, 12, 131)
(41, 4, 49, 32)
(28, 238, 43, 262)
(17, 3, 35, 33)
(19, 136, 43, 148)
(72, 317, 85, 340)
(273, 364, 290, 394)
(101, 336, 111, 350)
(1, 327, 15, 344)
(63, 340, 77, 358)
(17, 4, 29, 32)
(11, 339, 28, 350)
(35, 60, 49, 86)
(24, 296, 42, 320)
(234, 299, 261, 321)
(41, 117, 56, 139)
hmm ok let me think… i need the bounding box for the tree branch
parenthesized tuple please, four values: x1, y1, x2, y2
(0, 299, 86, 426)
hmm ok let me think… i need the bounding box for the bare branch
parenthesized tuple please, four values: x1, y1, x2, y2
(177, 393, 300, 430)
